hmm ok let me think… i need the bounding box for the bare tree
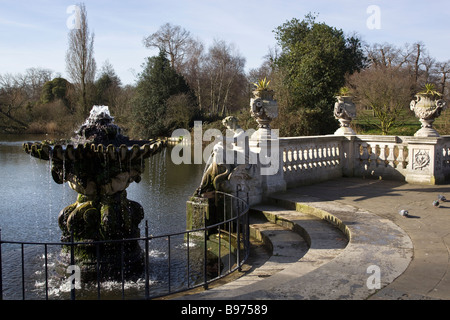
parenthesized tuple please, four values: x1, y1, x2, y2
(437, 60, 450, 96)
(0, 73, 30, 129)
(348, 67, 415, 135)
(66, 2, 96, 116)
(202, 40, 246, 117)
(419, 54, 436, 85)
(180, 38, 205, 110)
(143, 23, 195, 73)
(412, 42, 423, 88)
(365, 43, 402, 69)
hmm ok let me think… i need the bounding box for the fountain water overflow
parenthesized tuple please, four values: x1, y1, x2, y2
(23, 106, 165, 278)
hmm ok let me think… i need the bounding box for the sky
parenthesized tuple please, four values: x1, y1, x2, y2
(1, 0, 450, 85)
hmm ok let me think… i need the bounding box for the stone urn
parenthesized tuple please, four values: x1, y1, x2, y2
(250, 89, 278, 129)
(334, 95, 356, 135)
(410, 94, 447, 137)
(23, 106, 165, 277)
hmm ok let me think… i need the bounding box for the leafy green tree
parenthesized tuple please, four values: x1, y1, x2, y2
(273, 14, 365, 135)
(133, 51, 195, 138)
(94, 61, 122, 107)
(40, 77, 73, 112)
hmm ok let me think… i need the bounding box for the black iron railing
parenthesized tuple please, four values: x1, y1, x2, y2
(0, 191, 249, 300)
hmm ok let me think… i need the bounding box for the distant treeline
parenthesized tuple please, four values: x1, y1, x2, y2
(1, 9, 449, 138)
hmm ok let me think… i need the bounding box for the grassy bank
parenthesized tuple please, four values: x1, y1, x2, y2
(352, 109, 450, 136)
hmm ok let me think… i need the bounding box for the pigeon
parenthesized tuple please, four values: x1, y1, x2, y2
(433, 200, 440, 208)
(399, 210, 409, 217)
(438, 194, 447, 202)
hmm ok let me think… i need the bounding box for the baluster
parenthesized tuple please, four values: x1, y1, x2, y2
(359, 142, 370, 171)
(300, 146, 306, 170)
(328, 145, 334, 167)
(369, 144, 378, 168)
(378, 144, 387, 167)
(332, 144, 339, 166)
(402, 146, 408, 169)
(308, 145, 314, 170)
(293, 147, 299, 171)
(286, 148, 292, 172)
(360, 142, 369, 160)
(386, 144, 395, 168)
(317, 145, 323, 169)
(337, 143, 341, 166)
(312, 145, 318, 169)
(444, 145, 450, 167)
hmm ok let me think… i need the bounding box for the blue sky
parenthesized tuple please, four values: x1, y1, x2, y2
(1, 0, 450, 85)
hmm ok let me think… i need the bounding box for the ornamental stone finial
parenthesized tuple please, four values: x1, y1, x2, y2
(410, 86, 447, 137)
(250, 89, 278, 129)
(334, 95, 356, 135)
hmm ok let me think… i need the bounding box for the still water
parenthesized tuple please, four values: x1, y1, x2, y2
(0, 134, 205, 299)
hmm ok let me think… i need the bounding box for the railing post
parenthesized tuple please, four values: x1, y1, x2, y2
(168, 235, 171, 293)
(203, 209, 208, 290)
(70, 231, 75, 301)
(236, 198, 241, 272)
(21, 243, 25, 300)
(120, 241, 125, 299)
(0, 228, 2, 301)
(44, 244, 49, 300)
(96, 243, 101, 300)
(144, 220, 150, 299)
(186, 232, 190, 289)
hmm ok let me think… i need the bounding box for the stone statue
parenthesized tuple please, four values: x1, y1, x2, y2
(195, 116, 257, 197)
(334, 96, 356, 135)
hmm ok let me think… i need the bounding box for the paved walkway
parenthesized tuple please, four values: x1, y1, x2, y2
(301, 178, 450, 300)
(179, 178, 450, 300)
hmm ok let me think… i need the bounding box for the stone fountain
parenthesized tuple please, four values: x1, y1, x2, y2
(23, 106, 165, 278)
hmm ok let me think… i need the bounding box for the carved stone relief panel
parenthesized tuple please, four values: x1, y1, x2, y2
(413, 149, 431, 171)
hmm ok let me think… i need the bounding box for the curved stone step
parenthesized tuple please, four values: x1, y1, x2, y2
(254, 193, 414, 300)
(225, 213, 309, 288)
(179, 203, 349, 299)
(179, 192, 413, 300)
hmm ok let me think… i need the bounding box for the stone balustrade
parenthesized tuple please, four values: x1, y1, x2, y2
(277, 134, 450, 188)
(280, 135, 344, 188)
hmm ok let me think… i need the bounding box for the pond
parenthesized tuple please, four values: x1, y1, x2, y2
(0, 134, 205, 299)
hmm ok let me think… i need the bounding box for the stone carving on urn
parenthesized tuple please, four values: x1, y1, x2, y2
(410, 84, 447, 137)
(334, 95, 356, 135)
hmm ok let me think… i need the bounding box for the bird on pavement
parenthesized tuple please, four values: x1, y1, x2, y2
(399, 210, 409, 217)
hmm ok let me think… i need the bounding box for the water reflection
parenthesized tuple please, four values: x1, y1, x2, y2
(0, 135, 203, 241)
(0, 134, 205, 299)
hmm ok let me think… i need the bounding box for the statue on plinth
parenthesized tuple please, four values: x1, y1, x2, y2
(334, 88, 356, 135)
